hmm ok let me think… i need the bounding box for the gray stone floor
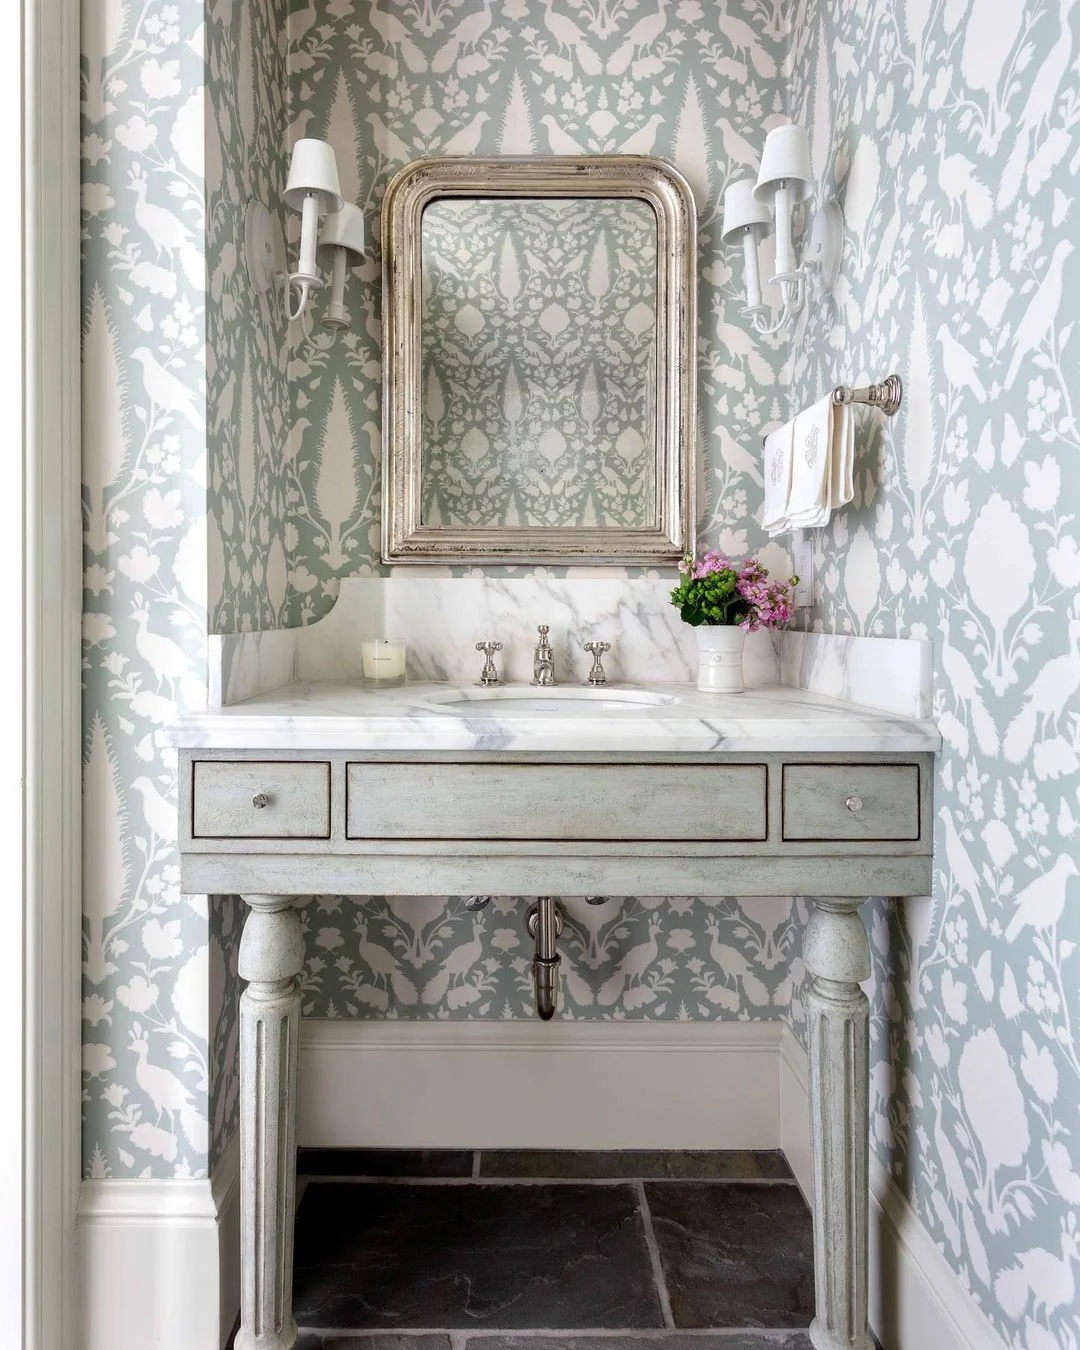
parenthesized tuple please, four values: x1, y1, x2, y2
(231, 1151, 819, 1350)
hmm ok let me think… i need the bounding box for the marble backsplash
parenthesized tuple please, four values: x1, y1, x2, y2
(210, 576, 930, 716)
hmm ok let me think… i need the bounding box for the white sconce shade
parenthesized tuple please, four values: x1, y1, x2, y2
(753, 124, 814, 204)
(319, 203, 367, 331)
(284, 138, 344, 213)
(754, 124, 815, 283)
(721, 180, 774, 313)
(720, 179, 773, 243)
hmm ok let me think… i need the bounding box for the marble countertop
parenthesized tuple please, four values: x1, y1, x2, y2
(161, 681, 941, 754)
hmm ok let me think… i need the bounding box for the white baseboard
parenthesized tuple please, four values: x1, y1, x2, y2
(298, 1018, 784, 1149)
(779, 1027, 1008, 1350)
(77, 1128, 240, 1350)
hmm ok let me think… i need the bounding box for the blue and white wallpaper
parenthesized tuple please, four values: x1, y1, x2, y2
(79, 2, 1080, 1346)
(787, 3, 1080, 1347)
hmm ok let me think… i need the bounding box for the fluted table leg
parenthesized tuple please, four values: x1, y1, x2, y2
(236, 895, 303, 1350)
(804, 897, 873, 1350)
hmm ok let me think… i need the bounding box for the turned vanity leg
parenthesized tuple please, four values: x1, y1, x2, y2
(236, 895, 304, 1350)
(804, 897, 873, 1350)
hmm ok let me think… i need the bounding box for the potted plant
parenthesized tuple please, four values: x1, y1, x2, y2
(670, 549, 797, 692)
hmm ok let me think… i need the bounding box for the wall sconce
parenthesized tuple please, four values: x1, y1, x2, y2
(319, 203, 367, 331)
(283, 138, 344, 321)
(721, 122, 843, 336)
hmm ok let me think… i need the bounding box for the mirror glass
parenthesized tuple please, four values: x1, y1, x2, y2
(418, 198, 658, 531)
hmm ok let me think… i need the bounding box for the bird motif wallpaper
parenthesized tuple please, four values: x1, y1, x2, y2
(273, 3, 814, 1038)
(79, 2, 1080, 1342)
(785, 3, 1080, 1347)
(419, 197, 658, 529)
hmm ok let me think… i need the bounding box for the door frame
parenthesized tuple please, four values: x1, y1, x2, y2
(21, 0, 82, 1342)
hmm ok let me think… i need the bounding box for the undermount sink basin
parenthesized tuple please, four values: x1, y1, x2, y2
(427, 686, 678, 716)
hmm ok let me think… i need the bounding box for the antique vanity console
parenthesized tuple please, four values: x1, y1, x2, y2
(170, 665, 938, 1350)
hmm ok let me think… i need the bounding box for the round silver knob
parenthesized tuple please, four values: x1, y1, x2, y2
(251, 792, 270, 810)
(845, 795, 863, 814)
(585, 895, 609, 906)
(464, 895, 493, 911)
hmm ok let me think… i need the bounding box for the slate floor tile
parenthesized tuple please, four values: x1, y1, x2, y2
(478, 1151, 793, 1181)
(464, 1336, 813, 1349)
(293, 1181, 664, 1330)
(644, 1183, 814, 1329)
(300, 1338, 454, 1350)
(298, 1149, 475, 1178)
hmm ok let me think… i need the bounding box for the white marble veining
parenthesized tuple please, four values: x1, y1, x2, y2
(210, 629, 298, 707)
(206, 579, 933, 736)
(164, 680, 940, 753)
(210, 577, 782, 706)
(781, 630, 932, 719)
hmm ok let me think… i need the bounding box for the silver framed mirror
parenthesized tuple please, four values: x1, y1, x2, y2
(381, 156, 696, 566)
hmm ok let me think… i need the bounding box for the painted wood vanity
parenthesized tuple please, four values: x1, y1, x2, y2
(168, 677, 939, 1350)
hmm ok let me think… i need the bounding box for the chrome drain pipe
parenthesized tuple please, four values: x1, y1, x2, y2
(525, 897, 563, 1020)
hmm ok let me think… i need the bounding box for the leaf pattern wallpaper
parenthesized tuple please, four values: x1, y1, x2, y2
(784, 4, 1080, 1347)
(419, 198, 658, 529)
(81, 0, 218, 1180)
(78, 1, 1080, 1343)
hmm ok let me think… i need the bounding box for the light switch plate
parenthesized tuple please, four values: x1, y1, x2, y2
(792, 532, 814, 608)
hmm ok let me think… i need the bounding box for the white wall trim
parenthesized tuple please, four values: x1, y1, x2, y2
(77, 1130, 241, 1350)
(299, 1018, 785, 1150)
(779, 1028, 1009, 1350)
(22, 0, 83, 1340)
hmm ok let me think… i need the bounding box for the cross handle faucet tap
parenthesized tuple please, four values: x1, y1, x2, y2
(583, 640, 611, 686)
(475, 640, 502, 686)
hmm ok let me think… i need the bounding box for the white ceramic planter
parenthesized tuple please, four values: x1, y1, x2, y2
(695, 624, 746, 693)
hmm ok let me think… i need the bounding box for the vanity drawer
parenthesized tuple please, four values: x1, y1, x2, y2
(346, 763, 767, 841)
(782, 764, 920, 841)
(192, 761, 331, 839)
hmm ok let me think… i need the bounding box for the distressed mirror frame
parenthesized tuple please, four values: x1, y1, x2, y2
(381, 156, 697, 565)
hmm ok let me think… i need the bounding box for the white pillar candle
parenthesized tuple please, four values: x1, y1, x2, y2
(360, 638, 407, 684)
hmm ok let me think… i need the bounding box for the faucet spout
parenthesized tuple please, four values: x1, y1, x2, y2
(532, 624, 556, 686)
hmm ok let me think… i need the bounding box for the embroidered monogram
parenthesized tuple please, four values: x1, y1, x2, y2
(804, 422, 820, 468)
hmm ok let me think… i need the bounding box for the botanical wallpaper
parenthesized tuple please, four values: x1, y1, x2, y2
(279, 0, 791, 622)
(279, 1, 801, 1031)
(205, 0, 292, 633)
(786, 2, 1080, 1347)
(83, 0, 803, 1178)
(419, 198, 657, 529)
(81, 0, 213, 1177)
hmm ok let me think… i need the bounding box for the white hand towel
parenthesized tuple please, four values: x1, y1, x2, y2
(762, 422, 794, 536)
(786, 393, 834, 528)
(829, 400, 854, 509)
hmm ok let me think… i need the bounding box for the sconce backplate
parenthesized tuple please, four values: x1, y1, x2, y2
(244, 200, 285, 296)
(807, 201, 844, 294)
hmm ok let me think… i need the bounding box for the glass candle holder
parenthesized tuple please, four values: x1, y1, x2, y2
(360, 638, 407, 687)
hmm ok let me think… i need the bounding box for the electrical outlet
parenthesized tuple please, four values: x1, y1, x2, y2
(791, 532, 814, 608)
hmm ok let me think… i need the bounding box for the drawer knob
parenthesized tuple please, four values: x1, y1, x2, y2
(845, 794, 863, 814)
(251, 792, 270, 810)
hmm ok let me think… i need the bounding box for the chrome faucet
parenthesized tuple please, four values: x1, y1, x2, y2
(583, 640, 611, 686)
(532, 624, 556, 686)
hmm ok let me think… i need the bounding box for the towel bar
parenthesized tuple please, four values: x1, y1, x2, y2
(761, 374, 903, 445)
